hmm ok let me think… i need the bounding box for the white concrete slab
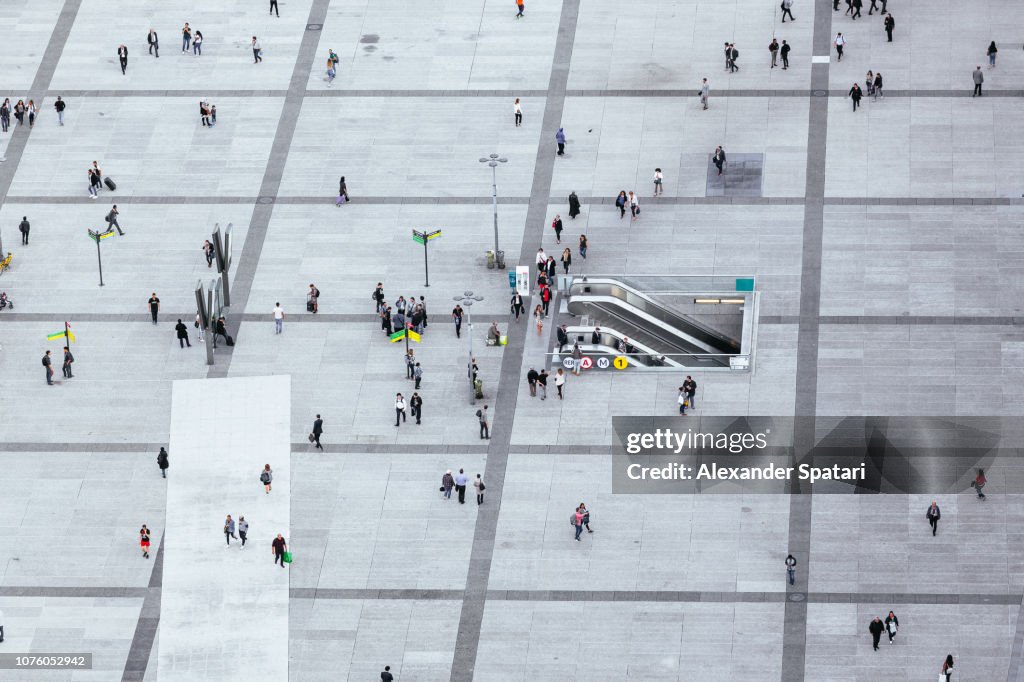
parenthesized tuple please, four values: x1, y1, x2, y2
(158, 375, 291, 682)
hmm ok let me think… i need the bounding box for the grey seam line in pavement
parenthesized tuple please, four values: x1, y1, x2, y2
(1009, 593, 1024, 681)
(121, 532, 163, 682)
(0, 0, 82, 214)
(449, 0, 580, 679)
(0, 442, 613, 453)
(783, 3, 835, 681)
(206, 0, 332, 380)
(37, 88, 1024, 99)
(7, 195, 1023, 205)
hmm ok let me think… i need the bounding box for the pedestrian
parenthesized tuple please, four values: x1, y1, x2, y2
(987, 41, 998, 68)
(533, 304, 544, 335)
(973, 66, 984, 96)
(147, 28, 159, 57)
(552, 214, 563, 243)
(650, 167, 663, 196)
(26, 100, 36, 127)
(13, 99, 24, 126)
(555, 127, 566, 155)
(452, 304, 463, 337)
(252, 36, 262, 63)
(515, 0, 524, 18)
(865, 70, 874, 97)
(868, 616, 883, 650)
(537, 369, 548, 400)
(615, 190, 627, 218)
(785, 554, 797, 585)
(312, 414, 324, 449)
(18, 216, 29, 245)
(148, 293, 160, 324)
(203, 239, 215, 267)
(200, 101, 210, 127)
(1, 99, 9, 132)
(724, 42, 732, 71)
(477, 404, 490, 439)
(834, 33, 845, 61)
(326, 55, 336, 85)
(506, 292, 522, 323)
(568, 190, 581, 218)
(88, 168, 100, 198)
(175, 319, 191, 348)
(395, 393, 407, 426)
(678, 386, 688, 415)
(554, 368, 565, 399)
(419, 295, 429, 328)
(117, 44, 127, 74)
(571, 342, 583, 375)
(698, 78, 709, 109)
(573, 506, 584, 541)
(884, 611, 898, 644)
(941, 654, 954, 681)
(0, 607, 4, 642)
(405, 349, 415, 379)
(140, 524, 151, 558)
(270, 0, 279, 16)
(42, 349, 54, 385)
(526, 367, 539, 397)
(54, 96, 65, 126)
(474, 474, 485, 504)
(192, 30, 203, 56)
(238, 517, 248, 548)
(713, 146, 726, 175)
(56, 346, 71, 380)
(414, 363, 423, 389)
(273, 301, 284, 333)
(579, 503, 593, 532)
(972, 468, 987, 498)
(884, 14, 894, 42)
(579, 234, 587, 259)
(373, 282, 385, 312)
(308, 284, 320, 313)
(454, 469, 468, 504)
(381, 665, 394, 682)
(769, 39, 779, 68)
(851, 0, 862, 18)
(339, 176, 349, 202)
(106, 205, 125, 236)
(780, 40, 790, 69)
(629, 191, 640, 220)
(873, 72, 883, 99)
(684, 375, 697, 409)
(442, 470, 455, 499)
(926, 500, 940, 535)
(848, 83, 862, 111)
(560, 247, 572, 274)
(157, 447, 169, 478)
(729, 44, 739, 71)
(410, 393, 422, 424)
(195, 312, 204, 341)
(780, 0, 795, 22)
(272, 534, 287, 567)
(514, 97, 522, 126)
(224, 515, 237, 546)
(261, 464, 273, 493)
(867, 0, 878, 14)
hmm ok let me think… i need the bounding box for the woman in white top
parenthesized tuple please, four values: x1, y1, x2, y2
(653, 168, 663, 196)
(629, 191, 639, 220)
(514, 98, 522, 127)
(554, 368, 566, 399)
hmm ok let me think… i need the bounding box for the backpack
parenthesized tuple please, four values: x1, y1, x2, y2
(476, 410, 482, 418)
(42, 356, 47, 366)
(260, 471, 270, 483)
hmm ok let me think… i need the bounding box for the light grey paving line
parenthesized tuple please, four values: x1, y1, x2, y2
(783, 3, 834, 681)
(38, 88, 1024, 99)
(0, 0, 82, 209)
(449, 1, 580, 679)
(7, 194, 1022, 206)
(0, 441, 611, 453)
(121, 532, 163, 682)
(1009, 593, 1024, 681)
(206, 0, 331, 380)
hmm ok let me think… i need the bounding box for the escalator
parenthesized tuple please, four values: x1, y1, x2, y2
(565, 277, 739, 368)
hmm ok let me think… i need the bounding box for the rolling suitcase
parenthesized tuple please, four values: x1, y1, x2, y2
(104, 177, 116, 191)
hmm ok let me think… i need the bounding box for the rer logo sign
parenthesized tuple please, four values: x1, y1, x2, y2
(561, 357, 575, 370)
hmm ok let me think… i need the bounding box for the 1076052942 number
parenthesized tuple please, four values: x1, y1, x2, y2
(0, 654, 92, 669)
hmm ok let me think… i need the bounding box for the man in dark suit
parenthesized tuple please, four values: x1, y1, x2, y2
(312, 415, 324, 449)
(117, 45, 128, 74)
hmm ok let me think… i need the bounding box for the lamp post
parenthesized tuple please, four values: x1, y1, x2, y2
(454, 290, 484, 403)
(479, 153, 507, 269)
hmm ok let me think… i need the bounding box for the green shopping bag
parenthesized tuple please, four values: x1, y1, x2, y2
(282, 551, 293, 564)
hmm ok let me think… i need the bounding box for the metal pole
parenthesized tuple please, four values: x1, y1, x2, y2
(491, 164, 499, 255)
(95, 237, 104, 286)
(423, 239, 430, 287)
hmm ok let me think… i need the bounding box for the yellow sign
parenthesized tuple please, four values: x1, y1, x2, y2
(613, 356, 629, 370)
(407, 330, 421, 343)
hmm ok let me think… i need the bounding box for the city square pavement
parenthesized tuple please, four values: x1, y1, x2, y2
(1, 0, 1024, 680)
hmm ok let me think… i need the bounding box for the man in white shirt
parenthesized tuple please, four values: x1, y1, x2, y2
(273, 302, 284, 334)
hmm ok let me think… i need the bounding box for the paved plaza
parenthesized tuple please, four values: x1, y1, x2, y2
(1, 0, 1024, 680)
